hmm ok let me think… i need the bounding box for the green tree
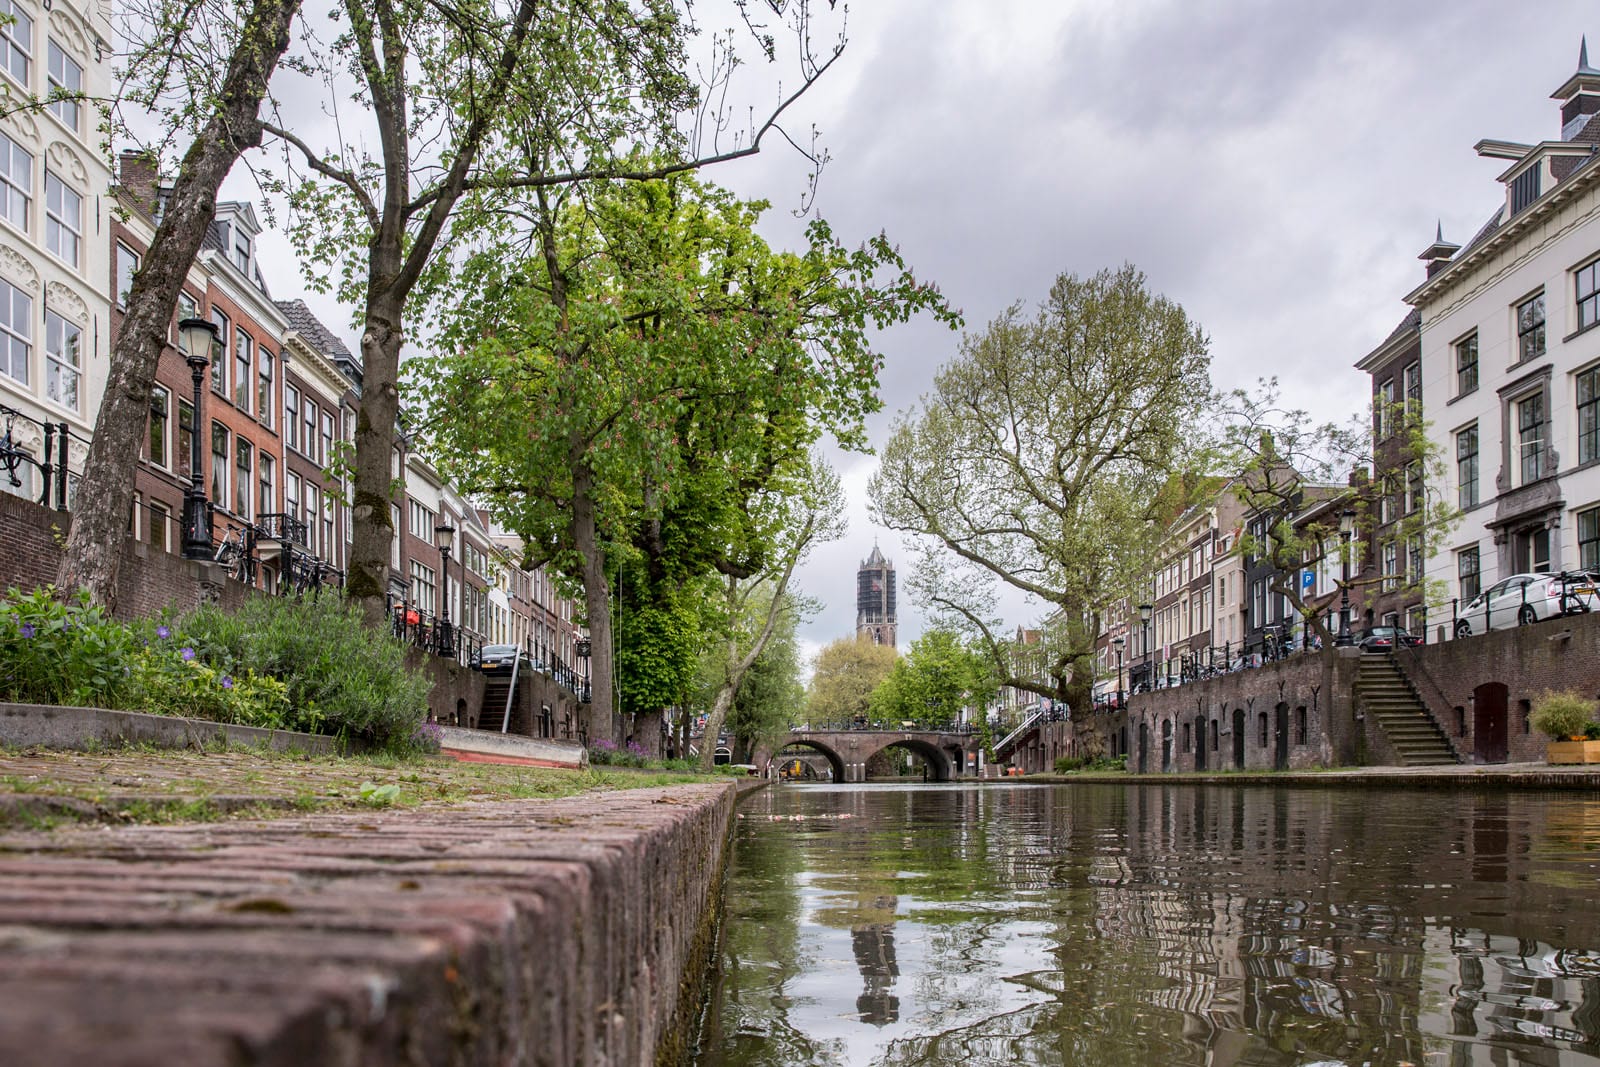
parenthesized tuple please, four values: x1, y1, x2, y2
(806, 638, 898, 727)
(725, 592, 806, 761)
(416, 177, 948, 738)
(869, 265, 1214, 731)
(870, 629, 999, 727)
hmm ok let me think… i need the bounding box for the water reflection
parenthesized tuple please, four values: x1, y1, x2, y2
(695, 784, 1600, 1067)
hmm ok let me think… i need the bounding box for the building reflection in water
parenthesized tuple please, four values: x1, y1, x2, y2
(698, 784, 1600, 1067)
(852, 897, 901, 1025)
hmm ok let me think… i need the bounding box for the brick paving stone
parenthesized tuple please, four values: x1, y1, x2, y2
(0, 782, 738, 1066)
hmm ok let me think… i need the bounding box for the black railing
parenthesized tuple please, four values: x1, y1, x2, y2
(0, 404, 80, 511)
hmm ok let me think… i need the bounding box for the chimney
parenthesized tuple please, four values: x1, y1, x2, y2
(1418, 222, 1460, 279)
(118, 151, 159, 215)
(1554, 37, 1600, 140)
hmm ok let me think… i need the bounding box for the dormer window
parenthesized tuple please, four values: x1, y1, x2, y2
(1511, 165, 1542, 215)
(233, 228, 251, 275)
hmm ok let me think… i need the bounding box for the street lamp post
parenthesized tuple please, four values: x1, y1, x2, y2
(1335, 509, 1356, 647)
(1112, 635, 1125, 708)
(435, 521, 456, 657)
(178, 318, 219, 560)
(1137, 603, 1153, 694)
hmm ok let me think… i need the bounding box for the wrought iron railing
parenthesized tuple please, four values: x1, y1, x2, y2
(0, 403, 80, 511)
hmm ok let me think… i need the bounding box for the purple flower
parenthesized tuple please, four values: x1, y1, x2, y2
(181, 647, 195, 661)
(220, 676, 234, 690)
(156, 625, 171, 639)
(19, 623, 35, 639)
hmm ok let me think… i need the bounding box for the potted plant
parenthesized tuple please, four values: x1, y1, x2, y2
(1531, 690, 1600, 765)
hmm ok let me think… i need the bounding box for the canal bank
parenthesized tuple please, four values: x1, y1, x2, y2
(1022, 761, 1600, 790)
(0, 758, 758, 1065)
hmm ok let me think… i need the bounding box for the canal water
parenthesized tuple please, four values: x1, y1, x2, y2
(692, 782, 1600, 1067)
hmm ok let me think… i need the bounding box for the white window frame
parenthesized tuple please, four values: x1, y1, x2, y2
(0, 0, 32, 86)
(44, 171, 80, 268)
(0, 129, 30, 233)
(0, 275, 30, 385)
(43, 308, 80, 412)
(46, 39, 81, 132)
(148, 384, 170, 469)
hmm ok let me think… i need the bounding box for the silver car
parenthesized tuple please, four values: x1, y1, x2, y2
(1453, 571, 1600, 637)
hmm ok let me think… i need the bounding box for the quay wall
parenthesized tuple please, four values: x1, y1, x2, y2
(1006, 610, 1600, 773)
(0, 781, 747, 1065)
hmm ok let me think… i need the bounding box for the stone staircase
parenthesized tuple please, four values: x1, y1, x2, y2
(1355, 653, 1459, 766)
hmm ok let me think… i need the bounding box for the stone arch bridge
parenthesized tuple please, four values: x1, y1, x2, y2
(778, 727, 979, 783)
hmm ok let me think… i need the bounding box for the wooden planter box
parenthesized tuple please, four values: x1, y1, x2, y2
(1547, 739, 1600, 765)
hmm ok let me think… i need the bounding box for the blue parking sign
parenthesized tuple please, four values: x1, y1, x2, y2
(1301, 570, 1315, 593)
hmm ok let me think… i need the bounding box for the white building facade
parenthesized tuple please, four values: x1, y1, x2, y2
(0, 0, 112, 501)
(1411, 48, 1600, 621)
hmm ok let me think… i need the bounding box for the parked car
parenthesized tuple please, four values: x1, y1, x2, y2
(1356, 626, 1423, 652)
(472, 644, 533, 673)
(1453, 571, 1600, 638)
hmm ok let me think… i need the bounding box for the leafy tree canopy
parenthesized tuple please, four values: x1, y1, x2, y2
(805, 637, 898, 726)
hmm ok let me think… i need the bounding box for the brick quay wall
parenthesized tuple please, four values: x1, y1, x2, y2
(1009, 610, 1600, 773)
(0, 781, 748, 1066)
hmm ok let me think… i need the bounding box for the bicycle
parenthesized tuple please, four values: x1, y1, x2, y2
(212, 525, 252, 583)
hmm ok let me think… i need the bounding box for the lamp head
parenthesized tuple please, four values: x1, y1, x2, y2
(1112, 636, 1125, 649)
(1138, 603, 1153, 623)
(178, 317, 219, 366)
(435, 522, 456, 554)
(1339, 509, 1357, 537)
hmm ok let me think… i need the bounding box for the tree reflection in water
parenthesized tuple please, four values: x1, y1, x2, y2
(693, 783, 1600, 1067)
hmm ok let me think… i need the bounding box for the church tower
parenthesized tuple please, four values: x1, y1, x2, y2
(856, 544, 897, 647)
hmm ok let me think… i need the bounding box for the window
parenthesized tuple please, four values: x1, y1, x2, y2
(322, 495, 335, 563)
(44, 172, 80, 267)
(410, 560, 436, 615)
(257, 350, 274, 428)
(389, 503, 401, 570)
(1516, 292, 1546, 363)
(1456, 334, 1479, 397)
(1458, 546, 1481, 602)
(284, 384, 300, 450)
(176, 399, 194, 479)
(234, 439, 251, 518)
(46, 40, 81, 132)
(114, 243, 140, 309)
(1580, 258, 1600, 333)
(258, 453, 274, 518)
(1456, 425, 1479, 509)
(1407, 538, 1423, 584)
(176, 290, 197, 334)
(1580, 506, 1600, 571)
(210, 308, 229, 394)
(0, 130, 30, 231)
(285, 470, 302, 525)
(44, 309, 80, 411)
(0, 276, 29, 384)
(211, 422, 229, 507)
(1403, 361, 1421, 418)
(1579, 365, 1599, 466)
(1517, 393, 1546, 484)
(410, 500, 436, 545)
(232, 227, 251, 276)
(1511, 165, 1541, 214)
(304, 483, 319, 555)
(1375, 379, 1395, 440)
(233, 329, 252, 412)
(320, 411, 334, 469)
(148, 385, 169, 468)
(1405, 461, 1423, 516)
(301, 397, 317, 461)
(0, 0, 31, 84)
(149, 501, 170, 554)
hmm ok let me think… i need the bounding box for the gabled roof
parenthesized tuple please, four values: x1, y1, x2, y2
(276, 299, 358, 366)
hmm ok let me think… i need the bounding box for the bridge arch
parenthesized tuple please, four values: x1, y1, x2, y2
(778, 739, 847, 783)
(864, 738, 954, 782)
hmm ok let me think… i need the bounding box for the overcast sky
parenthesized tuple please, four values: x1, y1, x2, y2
(252, 1, 1597, 670)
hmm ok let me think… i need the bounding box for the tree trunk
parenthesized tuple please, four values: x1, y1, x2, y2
(570, 458, 614, 743)
(346, 281, 406, 626)
(56, 0, 301, 608)
(698, 683, 738, 770)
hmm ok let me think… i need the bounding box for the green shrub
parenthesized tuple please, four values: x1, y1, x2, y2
(0, 586, 139, 708)
(127, 638, 292, 730)
(1586, 721, 1600, 741)
(1054, 756, 1085, 773)
(1531, 690, 1600, 741)
(180, 596, 430, 753)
